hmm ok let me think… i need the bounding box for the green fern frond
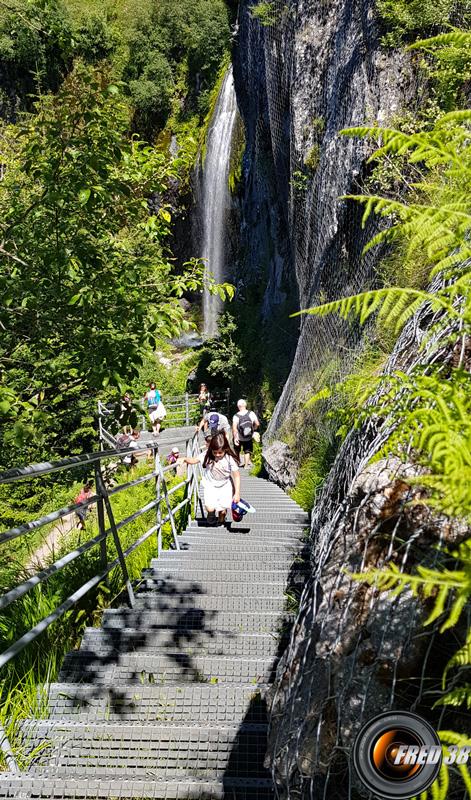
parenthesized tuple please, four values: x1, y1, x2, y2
(413, 732, 471, 800)
(436, 109, 471, 126)
(443, 630, 471, 687)
(351, 540, 471, 632)
(305, 386, 332, 407)
(439, 731, 471, 796)
(407, 31, 471, 51)
(435, 685, 471, 709)
(294, 286, 454, 333)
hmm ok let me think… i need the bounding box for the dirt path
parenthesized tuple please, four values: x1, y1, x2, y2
(26, 513, 77, 573)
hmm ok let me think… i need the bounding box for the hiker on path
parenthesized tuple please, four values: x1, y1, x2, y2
(116, 390, 138, 434)
(198, 383, 211, 414)
(196, 405, 231, 440)
(178, 432, 240, 526)
(232, 399, 259, 469)
(74, 482, 94, 531)
(144, 382, 166, 436)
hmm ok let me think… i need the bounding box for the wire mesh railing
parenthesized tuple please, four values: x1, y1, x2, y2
(0, 432, 203, 771)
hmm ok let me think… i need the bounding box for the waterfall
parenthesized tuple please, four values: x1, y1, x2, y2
(201, 67, 238, 338)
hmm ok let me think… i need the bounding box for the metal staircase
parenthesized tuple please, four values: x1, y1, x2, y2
(0, 473, 309, 799)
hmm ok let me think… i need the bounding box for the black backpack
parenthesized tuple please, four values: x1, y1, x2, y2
(237, 412, 254, 440)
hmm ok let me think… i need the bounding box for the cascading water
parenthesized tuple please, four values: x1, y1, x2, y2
(201, 67, 238, 338)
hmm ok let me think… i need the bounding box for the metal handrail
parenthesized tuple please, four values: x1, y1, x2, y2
(99, 388, 231, 444)
(0, 433, 203, 676)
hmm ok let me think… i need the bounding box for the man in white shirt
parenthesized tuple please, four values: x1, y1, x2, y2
(232, 399, 259, 469)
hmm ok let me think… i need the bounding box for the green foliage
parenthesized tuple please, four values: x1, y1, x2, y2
(408, 30, 471, 111)
(365, 369, 471, 519)
(249, 1, 282, 26)
(304, 143, 320, 172)
(297, 112, 471, 332)
(352, 539, 471, 633)
(375, 0, 468, 47)
(290, 170, 309, 192)
(204, 313, 243, 381)
(0, 64, 229, 465)
(0, 663, 53, 770)
(125, 0, 230, 134)
(0, 0, 73, 102)
(228, 115, 245, 194)
(352, 542, 471, 795)
(72, 13, 118, 64)
(129, 51, 174, 131)
(290, 446, 331, 511)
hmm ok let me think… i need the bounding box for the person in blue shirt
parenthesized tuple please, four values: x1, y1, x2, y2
(144, 381, 166, 436)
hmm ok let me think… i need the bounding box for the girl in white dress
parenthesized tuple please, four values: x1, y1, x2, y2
(179, 433, 240, 526)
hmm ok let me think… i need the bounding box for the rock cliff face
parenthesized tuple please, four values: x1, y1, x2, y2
(264, 303, 468, 797)
(233, 0, 420, 446)
(231, 2, 464, 797)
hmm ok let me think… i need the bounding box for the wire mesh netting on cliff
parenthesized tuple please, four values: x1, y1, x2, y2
(267, 300, 469, 800)
(249, 0, 400, 441)
(238, 0, 470, 797)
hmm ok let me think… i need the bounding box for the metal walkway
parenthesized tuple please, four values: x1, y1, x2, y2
(0, 473, 309, 799)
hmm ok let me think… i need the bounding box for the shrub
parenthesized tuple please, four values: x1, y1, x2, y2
(0, 0, 73, 101)
(73, 14, 118, 63)
(376, 0, 468, 46)
(304, 143, 321, 172)
(129, 52, 174, 130)
(249, 1, 281, 26)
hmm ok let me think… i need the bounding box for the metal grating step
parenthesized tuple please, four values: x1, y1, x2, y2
(80, 628, 281, 659)
(102, 608, 292, 634)
(174, 538, 304, 551)
(147, 564, 303, 577)
(181, 531, 306, 544)
(187, 520, 308, 531)
(0, 775, 274, 799)
(58, 651, 277, 685)
(47, 683, 270, 725)
(134, 579, 289, 598)
(20, 721, 271, 781)
(152, 553, 301, 566)
(130, 594, 288, 613)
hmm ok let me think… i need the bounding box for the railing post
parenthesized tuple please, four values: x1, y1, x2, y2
(186, 438, 193, 528)
(157, 459, 180, 551)
(185, 393, 190, 426)
(97, 400, 104, 451)
(95, 461, 135, 608)
(226, 387, 230, 416)
(94, 462, 109, 587)
(154, 447, 162, 557)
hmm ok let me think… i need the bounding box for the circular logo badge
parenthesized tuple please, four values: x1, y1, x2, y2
(353, 711, 442, 799)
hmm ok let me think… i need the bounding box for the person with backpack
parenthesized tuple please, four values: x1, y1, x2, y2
(196, 405, 231, 440)
(232, 399, 259, 469)
(178, 432, 240, 526)
(144, 382, 166, 436)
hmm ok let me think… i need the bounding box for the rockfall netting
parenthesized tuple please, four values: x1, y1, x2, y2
(233, 1, 470, 797)
(234, 0, 422, 440)
(266, 297, 470, 799)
